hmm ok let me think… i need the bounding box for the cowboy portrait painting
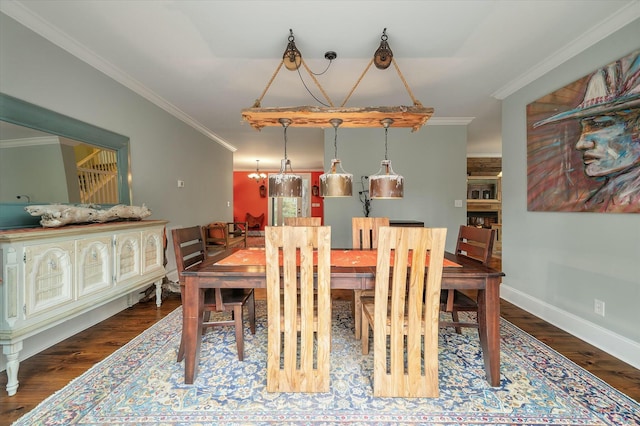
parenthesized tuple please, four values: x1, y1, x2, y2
(526, 49, 639, 213)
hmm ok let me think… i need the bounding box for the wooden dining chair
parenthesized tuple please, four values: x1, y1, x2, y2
(265, 225, 332, 392)
(440, 225, 495, 333)
(202, 221, 248, 251)
(361, 226, 447, 397)
(351, 217, 389, 339)
(283, 216, 321, 226)
(172, 226, 255, 362)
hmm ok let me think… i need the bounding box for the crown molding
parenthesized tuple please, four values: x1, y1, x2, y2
(0, 136, 59, 148)
(492, 1, 640, 100)
(427, 117, 474, 126)
(0, 2, 236, 153)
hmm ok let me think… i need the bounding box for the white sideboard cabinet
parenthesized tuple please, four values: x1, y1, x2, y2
(0, 220, 167, 396)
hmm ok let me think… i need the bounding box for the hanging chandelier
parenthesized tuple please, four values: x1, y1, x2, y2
(248, 160, 267, 183)
(319, 118, 353, 197)
(241, 29, 434, 131)
(369, 118, 404, 199)
(269, 118, 302, 198)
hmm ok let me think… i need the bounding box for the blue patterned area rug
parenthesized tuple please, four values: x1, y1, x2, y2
(14, 301, 639, 425)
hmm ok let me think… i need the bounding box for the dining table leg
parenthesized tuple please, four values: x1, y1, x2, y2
(476, 276, 501, 387)
(183, 275, 203, 384)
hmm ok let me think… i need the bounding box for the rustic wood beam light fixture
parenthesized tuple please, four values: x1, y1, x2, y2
(241, 29, 434, 131)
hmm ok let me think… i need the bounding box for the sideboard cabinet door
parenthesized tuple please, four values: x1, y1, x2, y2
(114, 232, 141, 286)
(76, 236, 112, 298)
(141, 228, 164, 275)
(24, 241, 74, 317)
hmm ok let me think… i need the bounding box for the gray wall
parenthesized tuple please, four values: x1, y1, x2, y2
(323, 125, 467, 251)
(0, 141, 70, 203)
(1, 12, 235, 371)
(502, 19, 640, 367)
(0, 12, 234, 275)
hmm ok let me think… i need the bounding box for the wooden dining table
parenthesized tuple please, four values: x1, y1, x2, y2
(180, 247, 505, 387)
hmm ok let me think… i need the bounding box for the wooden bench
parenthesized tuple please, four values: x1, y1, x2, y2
(202, 222, 247, 251)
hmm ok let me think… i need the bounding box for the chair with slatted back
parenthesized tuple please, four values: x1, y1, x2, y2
(361, 226, 447, 397)
(283, 216, 321, 226)
(440, 225, 495, 333)
(351, 217, 389, 339)
(265, 225, 332, 392)
(172, 226, 255, 362)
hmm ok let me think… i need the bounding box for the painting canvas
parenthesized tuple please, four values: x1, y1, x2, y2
(526, 49, 640, 213)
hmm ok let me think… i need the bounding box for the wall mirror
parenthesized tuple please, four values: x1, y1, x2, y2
(0, 93, 131, 229)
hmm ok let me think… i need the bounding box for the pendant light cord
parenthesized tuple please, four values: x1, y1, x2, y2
(334, 124, 339, 158)
(380, 117, 394, 161)
(329, 118, 343, 159)
(283, 124, 289, 160)
(384, 126, 389, 161)
(278, 118, 293, 171)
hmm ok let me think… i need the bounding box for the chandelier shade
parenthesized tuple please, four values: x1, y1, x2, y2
(269, 118, 302, 198)
(369, 160, 404, 199)
(269, 159, 302, 197)
(369, 118, 404, 199)
(320, 159, 353, 197)
(320, 118, 353, 197)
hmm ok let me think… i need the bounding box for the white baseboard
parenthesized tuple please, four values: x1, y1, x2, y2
(501, 285, 640, 370)
(166, 266, 179, 283)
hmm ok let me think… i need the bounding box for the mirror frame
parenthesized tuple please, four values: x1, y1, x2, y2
(0, 92, 132, 205)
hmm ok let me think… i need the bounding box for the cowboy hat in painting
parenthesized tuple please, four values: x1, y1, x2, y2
(533, 50, 639, 128)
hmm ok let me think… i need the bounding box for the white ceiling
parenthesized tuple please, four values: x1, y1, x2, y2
(2, 1, 639, 171)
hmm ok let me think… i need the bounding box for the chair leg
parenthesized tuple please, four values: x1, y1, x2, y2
(452, 311, 462, 334)
(233, 305, 245, 361)
(247, 292, 256, 335)
(354, 290, 363, 339)
(202, 310, 211, 335)
(362, 310, 370, 355)
(177, 285, 186, 362)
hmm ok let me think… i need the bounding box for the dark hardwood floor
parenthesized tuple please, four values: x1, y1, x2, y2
(2, 290, 639, 424)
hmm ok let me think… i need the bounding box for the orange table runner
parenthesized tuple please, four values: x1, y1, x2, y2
(216, 248, 461, 268)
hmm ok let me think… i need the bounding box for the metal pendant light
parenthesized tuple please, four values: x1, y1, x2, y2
(369, 118, 404, 199)
(319, 118, 353, 197)
(269, 118, 302, 198)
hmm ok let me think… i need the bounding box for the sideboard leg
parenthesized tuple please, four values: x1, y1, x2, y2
(3, 341, 23, 396)
(155, 279, 163, 307)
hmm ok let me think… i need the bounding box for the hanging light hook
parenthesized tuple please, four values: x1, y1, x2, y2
(283, 29, 302, 71)
(374, 28, 393, 70)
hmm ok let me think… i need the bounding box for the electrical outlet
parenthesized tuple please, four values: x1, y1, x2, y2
(594, 299, 605, 317)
